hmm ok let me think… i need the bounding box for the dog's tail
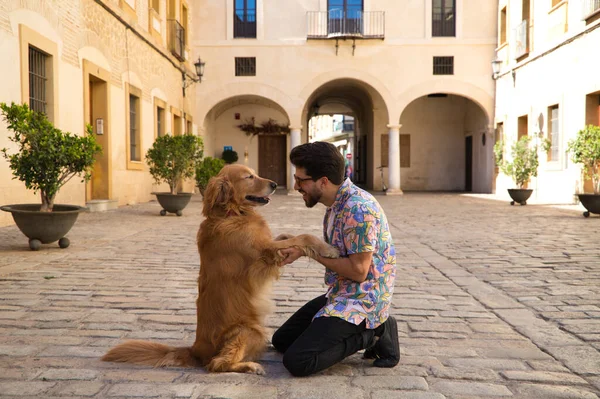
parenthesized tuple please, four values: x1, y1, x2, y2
(102, 340, 198, 368)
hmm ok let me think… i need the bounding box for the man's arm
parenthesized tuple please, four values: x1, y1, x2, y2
(279, 248, 372, 283)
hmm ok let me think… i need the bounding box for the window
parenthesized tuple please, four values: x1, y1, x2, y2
(28, 47, 48, 115)
(432, 0, 456, 37)
(126, 84, 143, 169)
(500, 7, 507, 45)
(19, 25, 57, 122)
(181, 3, 188, 48)
(154, 98, 166, 138)
(235, 57, 256, 76)
(328, 0, 364, 35)
(433, 56, 454, 75)
(171, 107, 182, 136)
(551, 0, 561, 6)
(548, 105, 560, 162)
(234, 0, 256, 38)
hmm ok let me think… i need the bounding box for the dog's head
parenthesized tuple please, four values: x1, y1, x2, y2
(202, 164, 277, 217)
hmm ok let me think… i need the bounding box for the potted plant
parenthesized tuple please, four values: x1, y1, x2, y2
(0, 102, 102, 250)
(567, 124, 600, 217)
(195, 156, 225, 196)
(221, 148, 239, 164)
(495, 135, 545, 206)
(146, 133, 203, 216)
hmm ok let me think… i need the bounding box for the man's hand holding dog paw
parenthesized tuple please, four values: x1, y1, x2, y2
(279, 247, 303, 266)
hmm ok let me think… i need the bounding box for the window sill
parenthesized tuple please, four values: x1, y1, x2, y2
(127, 161, 144, 171)
(549, 0, 568, 15)
(495, 41, 508, 52)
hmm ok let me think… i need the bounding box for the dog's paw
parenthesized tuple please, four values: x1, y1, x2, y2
(319, 244, 340, 259)
(244, 362, 265, 375)
(274, 233, 295, 241)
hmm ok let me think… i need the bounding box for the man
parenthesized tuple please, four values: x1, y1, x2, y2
(272, 141, 399, 377)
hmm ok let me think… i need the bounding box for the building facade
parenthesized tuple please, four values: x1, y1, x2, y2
(493, 0, 600, 203)
(193, 0, 498, 194)
(0, 0, 199, 227)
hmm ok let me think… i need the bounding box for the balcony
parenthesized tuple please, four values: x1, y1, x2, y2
(307, 11, 385, 39)
(513, 19, 529, 59)
(168, 19, 185, 61)
(582, 0, 600, 20)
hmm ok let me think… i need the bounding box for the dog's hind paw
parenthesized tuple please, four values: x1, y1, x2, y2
(319, 244, 340, 259)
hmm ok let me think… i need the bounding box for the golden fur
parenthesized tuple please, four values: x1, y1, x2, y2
(102, 164, 338, 374)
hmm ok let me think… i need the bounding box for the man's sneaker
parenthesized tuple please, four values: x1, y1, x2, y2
(363, 316, 400, 368)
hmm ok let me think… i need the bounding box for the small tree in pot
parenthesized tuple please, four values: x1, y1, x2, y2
(495, 135, 545, 205)
(146, 134, 203, 216)
(195, 156, 225, 196)
(567, 124, 600, 217)
(0, 102, 102, 249)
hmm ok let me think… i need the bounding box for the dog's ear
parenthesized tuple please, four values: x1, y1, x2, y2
(202, 176, 234, 216)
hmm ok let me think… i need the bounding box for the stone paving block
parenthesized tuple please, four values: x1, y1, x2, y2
(106, 383, 197, 397)
(446, 358, 529, 370)
(48, 381, 105, 397)
(545, 346, 600, 375)
(0, 345, 40, 356)
(511, 383, 599, 399)
(353, 375, 428, 390)
(193, 384, 277, 399)
(0, 381, 57, 396)
(430, 380, 513, 397)
(277, 377, 366, 399)
(501, 370, 589, 384)
(371, 392, 446, 399)
(37, 369, 99, 381)
(430, 366, 499, 381)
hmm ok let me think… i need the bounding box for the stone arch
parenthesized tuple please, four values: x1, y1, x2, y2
(9, 0, 61, 37)
(197, 82, 299, 127)
(299, 69, 396, 123)
(78, 46, 112, 72)
(78, 31, 111, 70)
(397, 79, 493, 125)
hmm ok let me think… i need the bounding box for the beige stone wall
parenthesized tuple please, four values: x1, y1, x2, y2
(494, 0, 600, 203)
(0, 0, 198, 227)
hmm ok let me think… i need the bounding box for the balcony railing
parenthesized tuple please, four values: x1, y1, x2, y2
(307, 11, 385, 39)
(513, 19, 529, 59)
(234, 15, 257, 38)
(168, 19, 185, 61)
(582, 0, 600, 19)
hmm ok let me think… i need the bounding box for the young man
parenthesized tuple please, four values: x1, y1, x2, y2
(273, 141, 399, 377)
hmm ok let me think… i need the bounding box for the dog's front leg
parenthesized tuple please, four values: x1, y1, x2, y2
(271, 234, 339, 259)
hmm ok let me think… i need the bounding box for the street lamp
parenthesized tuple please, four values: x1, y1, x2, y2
(491, 58, 502, 80)
(182, 57, 206, 96)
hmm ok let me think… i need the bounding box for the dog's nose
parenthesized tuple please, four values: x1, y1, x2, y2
(270, 182, 277, 190)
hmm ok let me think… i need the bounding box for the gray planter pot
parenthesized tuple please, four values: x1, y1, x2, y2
(508, 189, 533, 206)
(577, 194, 600, 218)
(0, 204, 87, 250)
(152, 192, 193, 216)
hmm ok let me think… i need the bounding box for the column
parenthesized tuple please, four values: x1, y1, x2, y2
(386, 124, 403, 195)
(288, 126, 302, 193)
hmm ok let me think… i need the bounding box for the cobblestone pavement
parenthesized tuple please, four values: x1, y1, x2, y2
(0, 193, 599, 399)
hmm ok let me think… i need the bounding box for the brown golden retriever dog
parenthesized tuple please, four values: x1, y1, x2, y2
(102, 164, 338, 374)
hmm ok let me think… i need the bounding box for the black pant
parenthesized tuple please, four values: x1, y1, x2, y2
(272, 294, 375, 377)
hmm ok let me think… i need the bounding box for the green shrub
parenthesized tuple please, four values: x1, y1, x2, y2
(195, 157, 225, 193)
(222, 149, 239, 164)
(146, 134, 204, 194)
(568, 125, 600, 194)
(1, 102, 102, 212)
(498, 136, 539, 189)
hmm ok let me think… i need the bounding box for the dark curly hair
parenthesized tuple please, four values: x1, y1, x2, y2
(289, 141, 345, 185)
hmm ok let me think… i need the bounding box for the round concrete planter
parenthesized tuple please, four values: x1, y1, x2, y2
(0, 204, 87, 250)
(507, 189, 533, 206)
(577, 194, 600, 218)
(152, 192, 193, 216)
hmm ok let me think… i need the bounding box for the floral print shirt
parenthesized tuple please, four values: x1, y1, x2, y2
(314, 178, 396, 329)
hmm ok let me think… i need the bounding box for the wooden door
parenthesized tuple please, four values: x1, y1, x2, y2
(258, 134, 287, 187)
(465, 136, 473, 192)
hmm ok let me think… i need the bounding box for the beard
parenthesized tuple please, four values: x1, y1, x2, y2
(300, 188, 322, 208)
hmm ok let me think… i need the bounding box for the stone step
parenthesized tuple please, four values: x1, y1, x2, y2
(85, 199, 119, 212)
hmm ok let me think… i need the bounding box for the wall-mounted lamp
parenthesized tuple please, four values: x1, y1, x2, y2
(491, 58, 502, 80)
(182, 57, 206, 96)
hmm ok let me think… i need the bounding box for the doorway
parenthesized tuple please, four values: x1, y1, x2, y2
(465, 136, 472, 192)
(258, 134, 287, 187)
(83, 60, 111, 202)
